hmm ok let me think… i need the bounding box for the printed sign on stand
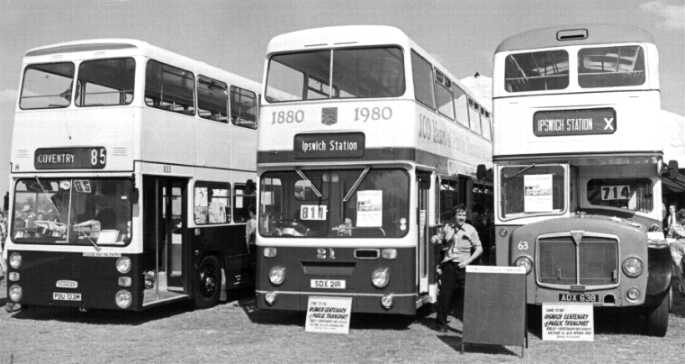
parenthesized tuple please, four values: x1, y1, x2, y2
(542, 303, 594, 341)
(305, 296, 352, 334)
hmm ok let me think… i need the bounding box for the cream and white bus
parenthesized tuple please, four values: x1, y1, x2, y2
(255, 26, 492, 314)
(492, 25, 674, 336)
(5, 39, 259, 311)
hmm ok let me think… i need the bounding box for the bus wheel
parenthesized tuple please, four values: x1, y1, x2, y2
(645, 292, 669, 337)
(194, 255, 221, 308)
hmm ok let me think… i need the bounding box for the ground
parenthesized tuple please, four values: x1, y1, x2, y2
(0, 285, 684, 364)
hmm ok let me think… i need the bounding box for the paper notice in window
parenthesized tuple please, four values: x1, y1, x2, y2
(195, 187, 208, 207)
(356, 190, 382, 227)
(524, 174, 554, 212)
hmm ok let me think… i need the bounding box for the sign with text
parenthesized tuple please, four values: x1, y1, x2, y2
(524, 174, 553, 212)
(462, 265, 527, 356)
(533, 108, 616, 137)
(542, 303, 594, 341)
(305, 296, 352, 334)
(35, 147, 106, 170)
(294, 133, 364, 159)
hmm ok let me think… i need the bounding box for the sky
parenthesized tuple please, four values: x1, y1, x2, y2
(0, 0, 684, 197)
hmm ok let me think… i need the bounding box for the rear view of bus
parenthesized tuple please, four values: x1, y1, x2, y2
(256, 26, 492, 314)
(492, 25, 673, 335)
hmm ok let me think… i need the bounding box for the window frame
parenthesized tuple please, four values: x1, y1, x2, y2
(230, 85, 259, 129)
(411, 49, 436, 110)
(197, 74, 229, 123)
(577, 45, 646, 88)
(503, 49, 570, 93)
(19, 61, 76, 110)
(75, 57, 136, 108)
(193, 181, 232, 225)
(233, 183, 256, 223)
(144, 59, 196, 116)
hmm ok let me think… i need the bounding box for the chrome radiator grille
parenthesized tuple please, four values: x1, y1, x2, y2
(538, 235, 618, 286)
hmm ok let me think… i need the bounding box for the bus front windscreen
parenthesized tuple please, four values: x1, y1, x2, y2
(259, 169, 409, 238)
(12, 178, 133, 246)
(265, 46, 405, 102)
(500, 165, 565, 219)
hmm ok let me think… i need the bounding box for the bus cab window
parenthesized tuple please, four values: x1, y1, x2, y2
(504, 50, 569, 92)
(75, 58, 135, 107)
(20, 62, 75, 109)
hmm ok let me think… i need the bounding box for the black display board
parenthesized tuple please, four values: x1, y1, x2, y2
(462, 265, 527, 357)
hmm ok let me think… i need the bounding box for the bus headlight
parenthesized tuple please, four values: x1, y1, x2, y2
(9, 253, 22, 269)
(115, 289, 132, 309)
(8, 284, 23, 302)
(380, 294, 393, 310)
(8, 272, 20, 282)
(264, 291, 277, 306)
(622, 257, 643, 278)
(626, 287, 640, 301)
(371, 267, 390, 288)
(116, 256, 132, 274)
(268, 266, 286, 286)
(264, 247, 277, 258)
(513, 256, 533, 274)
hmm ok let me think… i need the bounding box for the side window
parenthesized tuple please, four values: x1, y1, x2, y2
(233, 183, 256, 223)
(194, 181, 231, 225)
(481, 110, 492, 140)
(468, 99, 482, 134)
(434, 70, 455, 120)
(230, 85, 258, 129)
(411, 50, 434, 109)
(145, 60, 195, 115)
(578, 46, 645, 88)
(198, 75, 228, 122)
(452, 84, 469, 128)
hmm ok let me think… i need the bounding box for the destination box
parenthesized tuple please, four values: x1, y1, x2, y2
(533, 108, 616, 137)
(35, 147, 107, 170)
(294, 132, 365, 159)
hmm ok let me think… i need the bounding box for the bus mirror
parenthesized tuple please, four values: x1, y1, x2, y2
(245, 179, 256, 195)
(130, 188, 140, 204)
(476, 164, 487, 180)
(668, 160, 679, 179)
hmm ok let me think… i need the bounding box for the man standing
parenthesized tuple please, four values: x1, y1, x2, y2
(434, 205, 482, 332)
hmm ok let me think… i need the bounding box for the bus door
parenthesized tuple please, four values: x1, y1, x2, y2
(143, 176, 188, 303)
(417, 171, 432, 294)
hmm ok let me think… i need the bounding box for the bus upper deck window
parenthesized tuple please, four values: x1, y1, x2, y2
(578, 46, 646, 88)
(20, 62, 75, 109)
(75, 58, 135, 107)
(504, 50, 569, 92)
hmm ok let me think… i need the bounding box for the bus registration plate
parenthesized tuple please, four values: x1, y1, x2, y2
(53, 292, 82, 301)
(558, 293, 598, 303)
(310, 279, 346, 289)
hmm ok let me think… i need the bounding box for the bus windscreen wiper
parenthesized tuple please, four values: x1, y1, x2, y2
(295, 168, 322, 198)
(343, 167, 370, 202)
(77, 230, 101, 251)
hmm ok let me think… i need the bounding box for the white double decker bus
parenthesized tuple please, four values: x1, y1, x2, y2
(5, 39, 260, 311)
(255, 26, 492, 314)
(492, 25, 674, 335)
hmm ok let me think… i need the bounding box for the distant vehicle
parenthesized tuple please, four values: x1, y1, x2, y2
(255, 25, 493, 314)
(5, 39, 259, 311)
(492, 25, 675, 336)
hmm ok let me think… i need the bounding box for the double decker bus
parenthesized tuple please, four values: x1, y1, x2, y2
(492, 25, 674, 335)
(5, 39, 260, 311)
(255, 26, 493, 314)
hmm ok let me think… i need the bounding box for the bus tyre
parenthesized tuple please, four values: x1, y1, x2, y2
(194, 255, 221, 309)
(645, 292, 669, 337)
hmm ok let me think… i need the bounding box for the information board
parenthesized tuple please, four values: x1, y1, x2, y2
(542, 303, 594, 341)
(462, 265, 527, 357)
(305, 296, 352, 335)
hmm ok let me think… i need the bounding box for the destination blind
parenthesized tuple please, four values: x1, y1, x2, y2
(533, 108, 616, 137)
(294, 133, 365, 159)
(35, 147, 107, 169)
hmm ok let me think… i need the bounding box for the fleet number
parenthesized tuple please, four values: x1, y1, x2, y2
(354, 107, 392, 122)
(272, 110, 304, 124)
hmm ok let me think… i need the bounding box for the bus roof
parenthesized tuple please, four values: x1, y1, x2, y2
(266, 25, 411, 54)
(23, 38, 260, 90)
(495, 24, 655, 53)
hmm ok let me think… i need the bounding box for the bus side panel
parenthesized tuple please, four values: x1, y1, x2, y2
(256, 246, 416, 315)
(7, 250, 143, 310)
(189, 225, 253, 288)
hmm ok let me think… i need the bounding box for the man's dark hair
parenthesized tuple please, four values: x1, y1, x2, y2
(453, 204, 467, 213)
